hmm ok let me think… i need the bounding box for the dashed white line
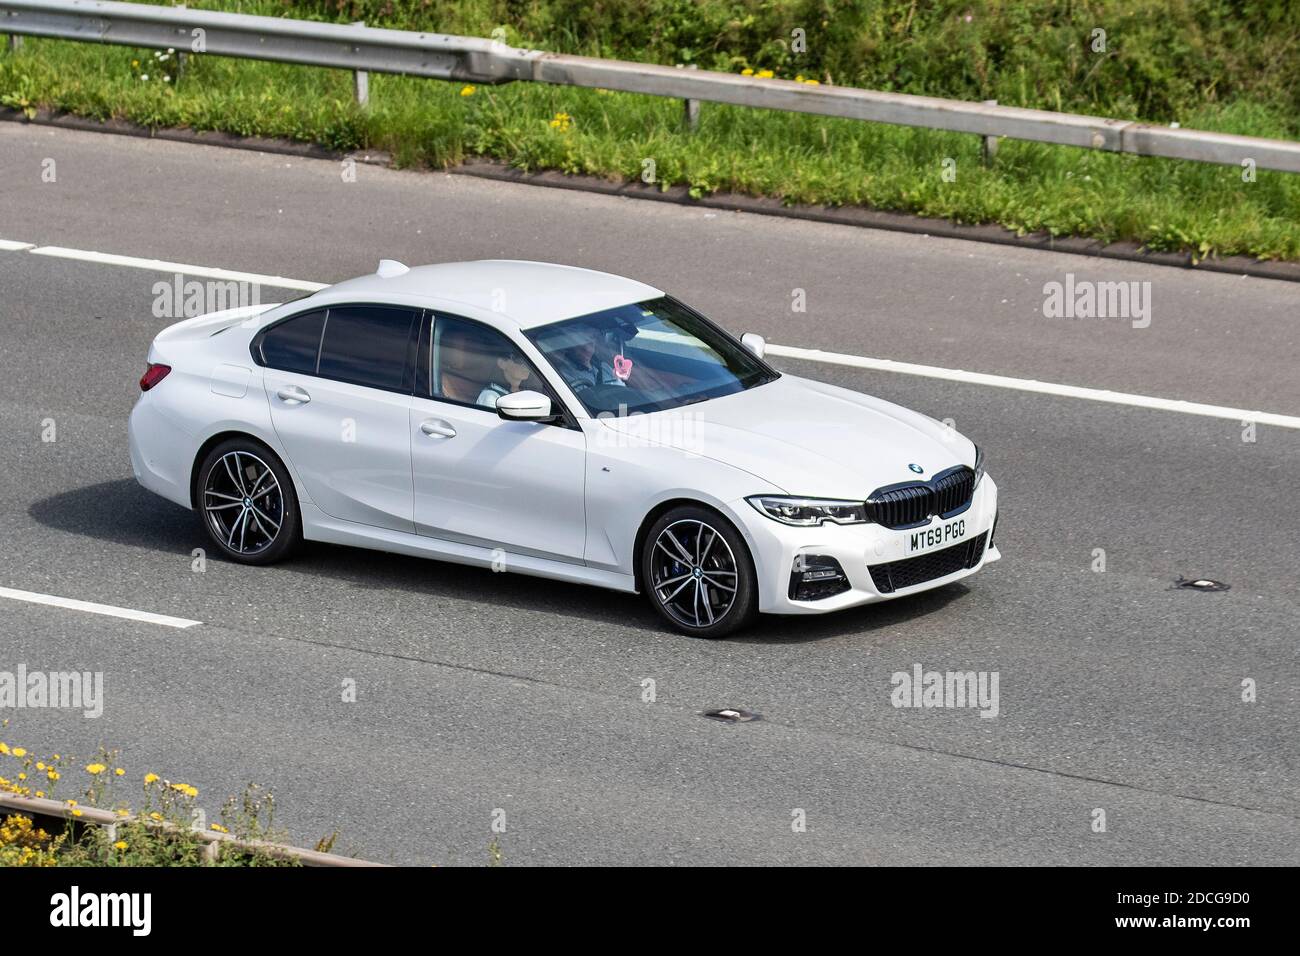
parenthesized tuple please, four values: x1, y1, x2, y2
(0, 586, 202, 630)
(765, 344, 1300, 430)
(3, 238, 1296, 428)
(14, 243, 326, 291)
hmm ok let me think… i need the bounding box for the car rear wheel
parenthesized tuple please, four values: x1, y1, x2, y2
(641, 505, 758, 638)
(197, 438, 300, 565)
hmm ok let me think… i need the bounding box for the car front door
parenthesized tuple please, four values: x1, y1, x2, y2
(409, 313, 587, 563)
(259, 304, 419, 533)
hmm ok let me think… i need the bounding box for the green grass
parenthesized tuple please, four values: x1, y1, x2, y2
(3, 0, 1299, 261)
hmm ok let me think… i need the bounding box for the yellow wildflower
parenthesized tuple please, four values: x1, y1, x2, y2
(86, 763, 107, 775)
(460, 85, 476, 96)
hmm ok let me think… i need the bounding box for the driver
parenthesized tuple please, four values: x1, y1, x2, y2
(554, 331, 626, 390)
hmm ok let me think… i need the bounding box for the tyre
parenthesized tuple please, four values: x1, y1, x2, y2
(196, 438, 301, 565)
(640, 505, 759, 637)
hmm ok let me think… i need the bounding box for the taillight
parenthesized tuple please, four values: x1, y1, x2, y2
(139, 363, 171, 391)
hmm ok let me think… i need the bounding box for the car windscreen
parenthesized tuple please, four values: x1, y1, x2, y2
(524, 296, 778, 415)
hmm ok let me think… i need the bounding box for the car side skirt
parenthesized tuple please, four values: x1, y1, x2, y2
(301, 505, 639, 594)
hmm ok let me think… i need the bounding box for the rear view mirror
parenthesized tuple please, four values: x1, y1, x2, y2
(496, 390, 554, 422)
(740, 332, 766, 359)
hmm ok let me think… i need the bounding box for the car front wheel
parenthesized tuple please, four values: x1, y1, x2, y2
(641, 505, 758, 638)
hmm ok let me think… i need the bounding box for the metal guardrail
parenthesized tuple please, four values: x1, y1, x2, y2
(4, 0, 1300, 174)
(0, 791, 387, 866)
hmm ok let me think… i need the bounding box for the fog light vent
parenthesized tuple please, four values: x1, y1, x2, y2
(789, 554, 851, 601)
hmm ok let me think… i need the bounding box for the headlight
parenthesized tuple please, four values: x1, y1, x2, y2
(747, 496, 868, 527)
(973, 446, 986, 487)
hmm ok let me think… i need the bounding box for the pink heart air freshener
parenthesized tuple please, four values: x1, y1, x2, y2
(613, 354, 634, 381)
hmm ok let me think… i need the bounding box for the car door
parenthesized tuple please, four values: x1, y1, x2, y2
(258, 304, 419, 533)
(410, 312, 587, 563)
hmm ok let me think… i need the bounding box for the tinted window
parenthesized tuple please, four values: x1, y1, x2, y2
(318, 306, 417, 391)
(525, 296, 777, 415)
(429, 316, 551, 412)
(259, 310, 325, 374)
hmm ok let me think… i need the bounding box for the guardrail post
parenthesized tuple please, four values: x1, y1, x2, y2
(683, 64, 699, 131)
(174, 3, 186, 80)
(352, 20, 369, 107)
(6, 34, 21, 53)
(981, 99, 998, 165)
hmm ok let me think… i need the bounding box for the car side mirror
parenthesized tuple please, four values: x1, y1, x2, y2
(496, 390, 554, 422)
(740, 332, 766, 359)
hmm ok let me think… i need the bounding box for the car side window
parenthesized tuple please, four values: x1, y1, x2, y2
(428, 315, 550, 411)
(258, 310, 326, 374)
(317, 305, 418, 391)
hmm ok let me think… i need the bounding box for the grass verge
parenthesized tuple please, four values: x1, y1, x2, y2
(2, 1, 1298, 261)
(1, 735, 325, 866)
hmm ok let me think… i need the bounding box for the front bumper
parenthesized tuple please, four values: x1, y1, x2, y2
(732, 475, 1000, 614)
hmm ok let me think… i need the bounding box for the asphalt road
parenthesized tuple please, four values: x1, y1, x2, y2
(0, 124, 1297, 865)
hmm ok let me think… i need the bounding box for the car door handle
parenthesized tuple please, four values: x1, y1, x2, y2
(420, 419, 457, 439)
(276, 385, 311, 405)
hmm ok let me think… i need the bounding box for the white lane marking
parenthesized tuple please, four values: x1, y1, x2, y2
(5, 237, 1295, 427)
(0, 586, 202, 629)
(765, 344, 1300, 430)
(0, 239, 35, 251)
(22, 245, 327, 292)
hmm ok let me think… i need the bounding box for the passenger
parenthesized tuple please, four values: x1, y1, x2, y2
(437, 324, 495, 403)
(477, 349, 536, 409)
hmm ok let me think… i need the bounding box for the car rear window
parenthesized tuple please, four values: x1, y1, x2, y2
(259, 310, 325, 374)
(317, 306, 417, 391)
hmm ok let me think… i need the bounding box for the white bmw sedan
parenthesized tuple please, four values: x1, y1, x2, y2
(129, 259, 999, 637)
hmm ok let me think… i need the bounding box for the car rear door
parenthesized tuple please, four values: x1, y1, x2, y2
(259, 304, 419, 533)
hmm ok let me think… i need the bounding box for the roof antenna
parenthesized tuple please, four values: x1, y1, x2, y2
(376, 259, 410, 278)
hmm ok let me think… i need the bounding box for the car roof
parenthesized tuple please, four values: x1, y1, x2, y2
(310, 260, 664, 329)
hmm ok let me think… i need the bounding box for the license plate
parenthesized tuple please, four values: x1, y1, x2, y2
(907, 518, 967, 555)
